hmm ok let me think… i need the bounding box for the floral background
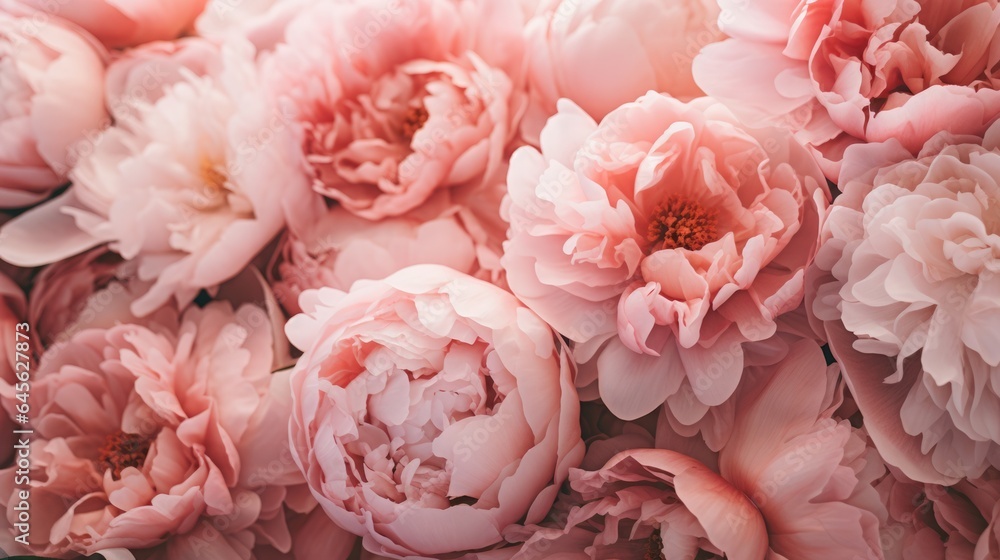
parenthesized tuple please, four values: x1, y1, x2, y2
(0, 0, 998, 558)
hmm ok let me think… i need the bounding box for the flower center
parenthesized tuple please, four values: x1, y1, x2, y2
(201, 161, 227, 190)
(195, 158, 230, 210)
(645, 528, 665, 560)
(401, 105, 429, 140)
(646, 196, 719, 252)
(98, 431, 154, 479)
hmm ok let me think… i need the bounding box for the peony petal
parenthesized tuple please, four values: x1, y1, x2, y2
(0, 190, 107, 267)
(598, 334, 685, 420)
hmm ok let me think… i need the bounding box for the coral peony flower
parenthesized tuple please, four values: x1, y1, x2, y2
(261, 0, 529, 220)
(502, 92, 828, 423)
(0, 40, 318, 316)
(810, 123, 1000, 483)
(14, 0, 208, 48)
(520, 0, 722, 142)
(0, 300, 353, 559)
(286, 264, 585, 558)
(0, 5, 108, 208)
(938, 471, 1000, 559)
(269, 192, 505, 316)
(874, 465, 1000, 560)
(694, 0, 1000, 178)
(506, 340, 884, 559)
(873, 466, 949, 560)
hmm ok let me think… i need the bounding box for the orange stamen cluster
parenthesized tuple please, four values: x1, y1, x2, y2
(98, 431, 154, 479)
(401, 106, 429, 139)
(646, 196, 720, 252)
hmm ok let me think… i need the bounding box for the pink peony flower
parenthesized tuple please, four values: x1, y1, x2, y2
(694, 0, 1000, 178)
(810, 123, 1000, 483)
(26, 244, 293, 373)
(0, 39, 319, 316)
(103, 38, 223, 121)
(874, 466, 1000, 559)
(27, 248, 144, 352)
(520, 0, 722, 142)
(502, 92, 828, 422)
(195, 0, 311, 53)
(14, 0, 209, 48)
(939, 471, 1000, 559)
(0, 5, 108, 208)
(261, 0, 529, 220)
(0, 300, 354, 559)
(286, 264, 585, 558)
(269, 192, 505, 316)
(505, 340, 884, 559)
(873, 467, 948, 560)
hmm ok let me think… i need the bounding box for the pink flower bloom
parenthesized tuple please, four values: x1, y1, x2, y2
(269, 191, 505, 316)
(286, 265, 585, 558)
(873, 467, 949, 560)
(28, 248, 144, 352)
(14, 0, 209, 48)
(0, 300, 353, 559)
(506, 340, 884, 559)
(0, 5, 108, 208)
(694, 0, 1000, 178)
(810, 123, 1000, 483)
(940, 471, 1000, 559)
(103, 38, 223, 121)
(874, 466, 1000, 560)
(261, 0, 529, 220)
(0, 40, 318, 316)
(195, 0, 311, 52)
(521, 0, 722, 142)
(502, 92, 828, 422)
(26, 245, 292, 373)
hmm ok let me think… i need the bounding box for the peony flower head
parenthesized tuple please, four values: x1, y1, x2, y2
(520, 0, 722, 142)
(269, 193, 505, 316)
(261, 0, 529, 220)
(0, 39, 318, 316)
(506, 340, 884, 559)
(872, 465, 1000, 559)
(0, 4, 108, 207)
(0, 299, 350, 559)
(286, 264, 585, 558)
(103, 37, 224, 121)
(195, 0, 311, 52)
(13, 0, 209, 48)
(811, 122, 1000, 482)
(27, 248, 144, 353)
(694, 0, 1000, 178)
(502, 92, 828, 423)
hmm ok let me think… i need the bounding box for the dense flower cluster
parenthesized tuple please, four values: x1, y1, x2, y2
(0, 0, 998, 558)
